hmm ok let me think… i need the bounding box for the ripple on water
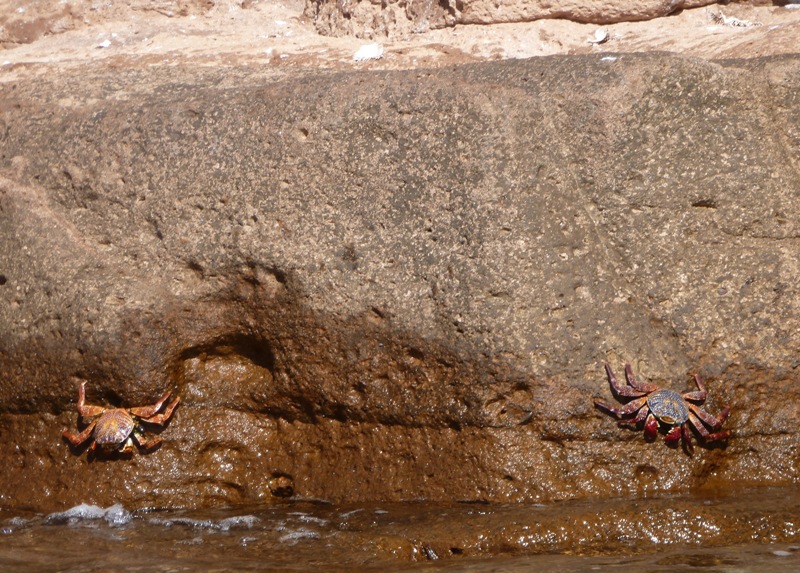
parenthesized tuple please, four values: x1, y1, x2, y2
(278, 527, 321, 544)
(147, 514, 260, 531)
(0, 488, 798, 572)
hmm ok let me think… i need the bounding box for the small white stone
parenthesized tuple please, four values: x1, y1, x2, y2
(354, 43, 384, 62)
(588, 29, 609, 45)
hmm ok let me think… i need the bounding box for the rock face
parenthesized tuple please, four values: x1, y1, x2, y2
(1, 53, 800, 511)
(0, 0, 218, 47)
(305, 0, 719, 38)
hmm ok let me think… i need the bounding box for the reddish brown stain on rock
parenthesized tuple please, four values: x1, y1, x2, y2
(0, 54, 799, 512)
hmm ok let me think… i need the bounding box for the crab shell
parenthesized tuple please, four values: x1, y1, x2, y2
(93, 409, 138, 450)
(646, 389, 690, 426)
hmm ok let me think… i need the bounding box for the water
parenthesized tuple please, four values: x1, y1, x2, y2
(1, 487, 798, 572)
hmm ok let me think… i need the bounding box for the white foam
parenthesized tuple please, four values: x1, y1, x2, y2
(45, 503, 132, 526)
(218, 515, 260, 530)
(299, 515, 328, 525)
(149, 514, 260, 531)
(279, 527, 320, 543)
(2, 516, 33, 534)
(338, 509, 363, 518)
(148, 517, 216, 529)
(103, 504, 133, 526)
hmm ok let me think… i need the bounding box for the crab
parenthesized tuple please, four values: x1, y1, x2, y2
(62, 381, 180, 456)
(593, 362, 730, 455)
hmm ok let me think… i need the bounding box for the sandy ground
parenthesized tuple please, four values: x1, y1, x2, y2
(0, 1, 799, 79)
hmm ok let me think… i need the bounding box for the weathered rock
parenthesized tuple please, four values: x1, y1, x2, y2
(0, 0, 219, 47)
(305, 0, 719, 38)
(0, 53, 799, 511)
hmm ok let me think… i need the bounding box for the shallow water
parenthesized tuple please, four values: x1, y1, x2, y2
(1, 487, 798, 572)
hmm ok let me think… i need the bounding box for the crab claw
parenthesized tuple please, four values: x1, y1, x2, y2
(643, 414, 658, 441)
(664, 425, 682, 445)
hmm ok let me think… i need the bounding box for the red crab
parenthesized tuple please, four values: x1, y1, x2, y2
(593, 362, 730, 455)
(62, 381, 180, 456)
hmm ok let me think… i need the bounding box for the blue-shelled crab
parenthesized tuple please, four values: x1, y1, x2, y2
(594, 362, 730, 455)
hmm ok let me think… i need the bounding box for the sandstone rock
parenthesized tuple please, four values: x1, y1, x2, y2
(0, 53, 799, 511)
(305, 0, 720, 38)
(0, 0, 218, 47)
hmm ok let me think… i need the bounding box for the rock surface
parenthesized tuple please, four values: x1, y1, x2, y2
(1, 47, 800, 511)
(1, 1, 798, 68)
(305, 0, 720, 39)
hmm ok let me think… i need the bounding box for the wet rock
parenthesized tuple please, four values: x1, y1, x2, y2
(0, 53, 799, 511)
(268, 474, 295, 498)
(305, 0, 719, 39)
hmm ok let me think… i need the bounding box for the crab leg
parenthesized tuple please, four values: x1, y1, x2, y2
(63, 420, 97, 447)
(681, 423, 695, 456)
(128, 390, 174, 418)
(617, 403, 650, 428)
(682, 374, 708, 402)
(688, 411, 730, 442)
(133, 431, 162, 450)
(623, 364, 659, 393)
(76, 381, 106, 418)
(688, 403, 730, 430)
(137, 395, 181, 425)
(604, 363, 646, 397)
(594, 395, 648, 418)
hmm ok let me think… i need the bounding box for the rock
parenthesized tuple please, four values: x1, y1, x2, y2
(305, 0, 719, 38)
(0, 53, 799, 511)
(0, 0, 217, 47)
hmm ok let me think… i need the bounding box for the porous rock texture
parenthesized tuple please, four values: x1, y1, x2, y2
(1, 52, 800, 512)
(305, 0, 720, 38)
